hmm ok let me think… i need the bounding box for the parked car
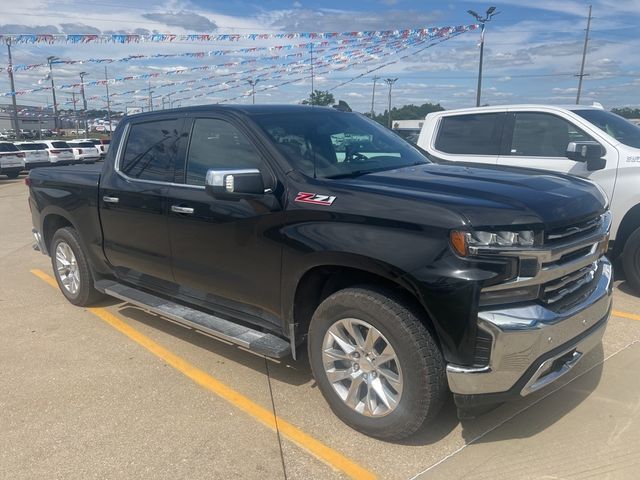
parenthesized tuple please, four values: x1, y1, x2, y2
(417, 104, 640, 290)
(66, 140, 101, 163)
(81, 138, 109, 159)
(40, 140, 76, 165)
(0, 141, 25, 178)
(14, 142, 52, 169)
(28, 105, 612, 439)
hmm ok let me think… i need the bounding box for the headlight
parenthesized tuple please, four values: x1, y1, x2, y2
(450, 229, 539, 256)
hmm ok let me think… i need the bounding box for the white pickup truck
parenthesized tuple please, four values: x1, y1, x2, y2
(417, 104, 640, 290)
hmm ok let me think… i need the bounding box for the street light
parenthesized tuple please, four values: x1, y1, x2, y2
(385, 78, 398, 129)
(79, 71, 89, 135)
(370, 75, 380, 118)
(47, 56, 60, 132)
(468, 6, 499, 107)
(248, 79, 260, 104)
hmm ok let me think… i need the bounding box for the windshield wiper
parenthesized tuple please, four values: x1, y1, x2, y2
(324, 162, 427, 180)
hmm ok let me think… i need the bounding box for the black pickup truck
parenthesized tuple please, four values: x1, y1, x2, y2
(28, 105, 612, 439)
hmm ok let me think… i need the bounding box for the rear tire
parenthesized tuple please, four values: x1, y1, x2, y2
(622, 227, 640, 293)
(308, 286, 446, 440)
(50, 227, 104, 306)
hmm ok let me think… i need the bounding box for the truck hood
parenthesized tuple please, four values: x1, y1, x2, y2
(339, 163, 607, 229)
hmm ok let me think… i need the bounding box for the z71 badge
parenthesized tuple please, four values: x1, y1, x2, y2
(295, 192, 337, 206)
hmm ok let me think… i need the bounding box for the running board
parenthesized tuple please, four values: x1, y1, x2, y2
(95, 280, 291, 359)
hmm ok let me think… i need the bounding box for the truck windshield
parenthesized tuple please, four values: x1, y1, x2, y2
(573, 109, 640, 149)
(253, 110, 429, 178)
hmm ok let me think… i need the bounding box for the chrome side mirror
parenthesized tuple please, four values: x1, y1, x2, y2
(205, 169, 264, 196)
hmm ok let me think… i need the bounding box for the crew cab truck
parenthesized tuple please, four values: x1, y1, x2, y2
(417, 104, 640, 291)
(28, 105, 612, 439)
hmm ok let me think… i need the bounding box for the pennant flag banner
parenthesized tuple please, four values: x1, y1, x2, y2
(0, 25, 477, 45)
(9, 32, 416, 72)
(2, 26, 475, 98)
(56, 27, 469, 110)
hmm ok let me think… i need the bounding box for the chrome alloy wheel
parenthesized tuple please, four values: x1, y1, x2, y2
(322, 318, 403, 417)
(55, 241, 80, 295)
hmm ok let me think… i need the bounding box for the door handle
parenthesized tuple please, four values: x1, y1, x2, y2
(171, 205, 194, 215)
(103, 196, 119, 204)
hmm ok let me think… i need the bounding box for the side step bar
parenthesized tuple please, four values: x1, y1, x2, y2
(95, 280, 291, 359)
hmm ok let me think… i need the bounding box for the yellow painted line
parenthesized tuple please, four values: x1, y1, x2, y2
(30, 269, 376, 480)
(613, 309, 640, 322)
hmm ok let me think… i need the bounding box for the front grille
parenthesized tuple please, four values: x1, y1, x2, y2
(546, 215, 600, 243)
(541, 262, 600, 310)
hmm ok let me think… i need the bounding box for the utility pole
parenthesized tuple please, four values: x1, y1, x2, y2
(468, 7, 499, 107)
(6, 38, 21, 140)
(310, 42, 314, 105)
(47, 56, 60, 132)
(71, 92, 79, 138)
(248, 79, 260, 104)
(104, 66, 113, 136)
(147, 80, 153, 112)
(370, 75, 380, 118)
(385, 78, 398, 129)
(79, 71, 88, 135)
(576, 4, 592, 105)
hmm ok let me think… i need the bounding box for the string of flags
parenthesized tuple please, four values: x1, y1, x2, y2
(2, 28, 469, 98)
(0, 26, 476, 45)
(2, 24, 478, 109)
(5, 31, 434, 72)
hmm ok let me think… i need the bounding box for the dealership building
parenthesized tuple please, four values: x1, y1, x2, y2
(0, 103, 56, 131)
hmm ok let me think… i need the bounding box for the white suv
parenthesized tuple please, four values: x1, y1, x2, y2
(66, 140, 101, 163)
(14, 142, 51, 169)
(41, 140, 76, 165)
(0, 141, 25, 178)
(417, 104, 640, 290)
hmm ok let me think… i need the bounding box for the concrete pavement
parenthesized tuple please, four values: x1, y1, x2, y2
(2, 174, 640, 479)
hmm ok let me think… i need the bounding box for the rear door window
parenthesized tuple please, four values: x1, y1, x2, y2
(0, 143, 19, 152)
(509, 113, 593, 157)
(17, 143, 47, 150)
(434, 113, 504, 155)
(121, 119, 184, 182)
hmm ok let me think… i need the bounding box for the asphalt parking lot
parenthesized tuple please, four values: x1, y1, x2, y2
(2, 175, 640, 480)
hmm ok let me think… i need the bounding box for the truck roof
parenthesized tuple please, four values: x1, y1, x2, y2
(124, 103, 340, 120)
(425, 104, 604, 117)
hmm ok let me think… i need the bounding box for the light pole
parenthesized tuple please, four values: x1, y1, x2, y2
(104, 66, 113, 136)
(5, 38, 21, 140)
(79, 71, 88, 135)
(248, 79, 260, 104)
(468, 6, 499, 107)
(370, 75, 380, 118)
(47, 56, 60, 132)
(385, 78, 398, 129)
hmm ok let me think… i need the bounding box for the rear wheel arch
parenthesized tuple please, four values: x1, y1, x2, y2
(42, 213, 74, 254)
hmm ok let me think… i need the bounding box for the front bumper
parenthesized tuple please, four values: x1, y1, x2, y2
(447, 257, 612, 403)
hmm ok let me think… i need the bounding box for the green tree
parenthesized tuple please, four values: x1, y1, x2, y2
(372, 102, 445, 127)
(302, 90, 335, 106)
(612, 107, 640, 119)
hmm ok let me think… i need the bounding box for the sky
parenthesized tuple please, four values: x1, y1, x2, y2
(0, 0, 639, 115)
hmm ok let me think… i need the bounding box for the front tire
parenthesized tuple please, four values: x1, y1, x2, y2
(622, 227, 640, 293)
(308, 287, 446, 440)
(50, 227, 104, 306)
